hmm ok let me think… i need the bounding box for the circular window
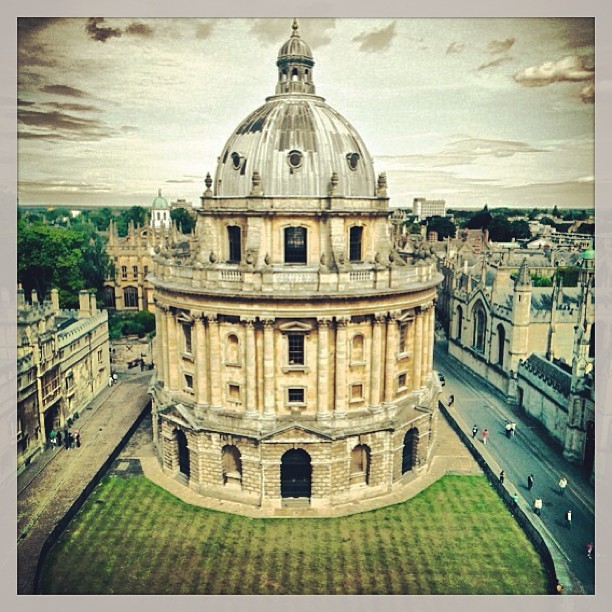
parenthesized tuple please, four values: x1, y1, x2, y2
(347, 152, 360, 170)
(288, 150, 303, 169)
(231, 152, 242, 170)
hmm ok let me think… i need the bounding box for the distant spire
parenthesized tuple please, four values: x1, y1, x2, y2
(292, 18, 300, 36)
(158, 188, 162, 197)
(515, 258, 531, 288)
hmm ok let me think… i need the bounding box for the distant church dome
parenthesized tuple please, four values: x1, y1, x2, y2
(152, 189, 169, 209)
(214, 20, 376, 199)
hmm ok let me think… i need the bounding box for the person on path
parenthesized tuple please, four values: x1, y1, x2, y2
(56, 430, 62, 447)
(449, 394, 454, 406)
(565, 509, 572, 530)
(108, 375, 113, 387)
(527, 474, 534, 491)
(74, 429, 81, 448)
(510, 421, 517, 437)
(499, 470, 505, 486)
(505, 421, 512, 438)
(63, 428, 69, 449)
(533, 498, 543, 516)
(482, 429, 489, 445)
(559, 476, 568, 495)
(49, 429, 56, 447)
(472, 425, 479, 439)
(586, 542, 594, 560)
(512, 492, 519, 512)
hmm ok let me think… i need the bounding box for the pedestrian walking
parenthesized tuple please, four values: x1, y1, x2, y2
(533, 498, 543, 516)
(559, 476, 568, 495)
(67, 430, 74, 450)
(472, 425, 479, 439)
(505, 421, 512, 438)
(512, 492, 519, 512)
(113, 372, 118, 383)
(449, 394, 454, 406)
(565, 509, 572, 530)
(56, 430, 62, 447)
(49, 429, 57, 447)
(482, 429, 488, 445)
(63, 428, 69, 449)
(108, 375, 114, 387)
(499, 470, 505, 486)
(510, 421, 517, 437)
(586, 542, 594, 560)
(527, 473, 534, 491)
(74, 429, 81, 448)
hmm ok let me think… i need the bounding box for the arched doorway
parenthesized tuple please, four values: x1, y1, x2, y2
(402, 428, 419, 474)
(221, 445, 242, 486)
(175, 430, 190, 478)
(280, 448, 312, 498)
(584, 420, 595, 474)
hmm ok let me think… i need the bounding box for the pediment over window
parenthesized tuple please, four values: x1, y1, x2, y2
(277, 320, 313, 333)
(176, 311, 194, 325)
(162, 403, 199, 430)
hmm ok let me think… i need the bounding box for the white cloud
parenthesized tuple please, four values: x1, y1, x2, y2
(513, 55, 594, 87)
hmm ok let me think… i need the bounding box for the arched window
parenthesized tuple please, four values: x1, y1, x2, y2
(103, 286, 116, 309)
(496, 324, 506, 366)
(472, 303, 487, 352)
(227, 226, 241, 263)
(349, 226, 363, 262)
(284, 227, 307, 264)
(351, 334, 364, 363)
(221, 445, 242, 486)
(402, 428, 419, 474)
(175, 429, 190, 478)
(225, 334, 240, 364)
(123, 286, 138, 308)
(121, 266, 127, 280)
(291, 68, 299, 81)
(350, 444, 371, 485)
(455, 306, 463, 341)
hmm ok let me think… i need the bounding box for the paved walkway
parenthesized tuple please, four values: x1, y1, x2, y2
(17, 371, 153, 595)
(434, 339, 595, 594)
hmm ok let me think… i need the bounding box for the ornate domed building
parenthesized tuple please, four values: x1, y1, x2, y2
(149, 20, 443, 512)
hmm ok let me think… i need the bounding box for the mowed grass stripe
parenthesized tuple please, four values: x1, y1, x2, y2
(40, 474, 549, 595)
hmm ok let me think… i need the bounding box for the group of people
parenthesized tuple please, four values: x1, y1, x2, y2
(48, 427, 81, 450)
(505, 420, 517, 438)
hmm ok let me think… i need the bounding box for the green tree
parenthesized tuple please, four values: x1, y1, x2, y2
(116, 206, 148, 237)
(488, 215, 512, 242)
(539, 216, 556, 227)
(426, 215, 456, 240)
(18, 220, 110, 307)
(87, 207, 114, 231)
(509, 220, 531, 240)
(464, 205, 493, 230)
(552, 205, 560, 218)
(170, 207, 196, 234)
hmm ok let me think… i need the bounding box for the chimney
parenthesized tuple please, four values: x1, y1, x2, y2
(90, 292, 97, 315)
(31, 289, 39, 305)
(50, 288, 60, 313)
(18, 284, 25, 307)
(79, 290, 90, 318)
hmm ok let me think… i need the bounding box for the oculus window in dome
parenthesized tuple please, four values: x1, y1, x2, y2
(213, 20, 377, 199)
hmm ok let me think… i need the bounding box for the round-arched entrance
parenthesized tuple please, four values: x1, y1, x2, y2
(175, 430, 190, 478)
(402, 428, 419, 474)
(280, 448, 312, 498)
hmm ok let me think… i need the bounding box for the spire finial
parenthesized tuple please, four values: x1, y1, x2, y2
(292, 18, 299, 36)
(158, 188, 162, 197)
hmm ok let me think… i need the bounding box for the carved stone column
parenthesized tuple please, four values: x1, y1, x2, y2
(153, 301, 165, 385)
(166, 308, 179, 390)
(384, 311, 400, 403)
(370, 314, 385, 407)
(317, 317, 332, 418)
(334, 317, 349, 415)
(244, 317, 257, 416)
(426, 304, 435, 385)
(193, 311, 208, 405)
(413, 308, 424, 389)
(206, 313, 221, 407)
(262, 319, 275, 418)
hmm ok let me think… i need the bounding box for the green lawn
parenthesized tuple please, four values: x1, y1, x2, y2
(40, 474, 550, 594)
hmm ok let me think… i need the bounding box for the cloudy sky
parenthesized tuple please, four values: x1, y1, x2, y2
(17, 17, 594, 210)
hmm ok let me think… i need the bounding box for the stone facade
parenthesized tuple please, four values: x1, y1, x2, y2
(17, 287, 110, 472)
(148, 21, 443, 514)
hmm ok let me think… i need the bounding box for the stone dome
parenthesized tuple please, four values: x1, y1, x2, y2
(213, 20, 376, 199)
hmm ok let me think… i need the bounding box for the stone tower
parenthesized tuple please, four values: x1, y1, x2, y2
(509, 258, 532, 372)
